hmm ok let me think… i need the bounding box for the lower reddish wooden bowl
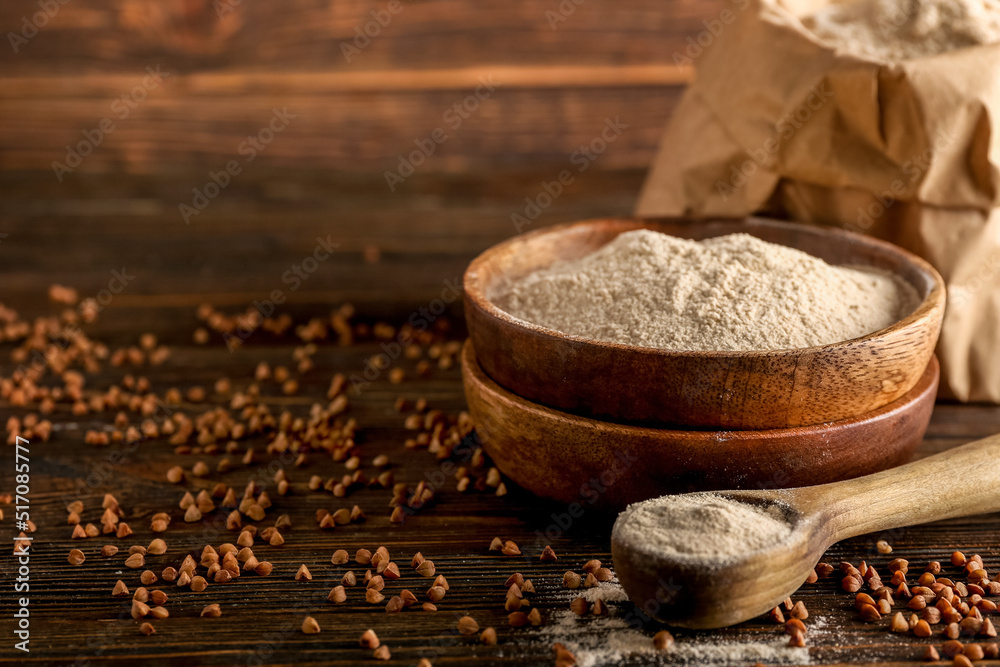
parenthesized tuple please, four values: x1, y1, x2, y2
(462, 340, 939, 511)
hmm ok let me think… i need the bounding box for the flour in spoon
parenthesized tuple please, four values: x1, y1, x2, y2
(495, 230, 916, 352)
(613, 493, 794, 568)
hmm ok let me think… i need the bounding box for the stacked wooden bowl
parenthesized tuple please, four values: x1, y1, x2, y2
(462, 218, 946, 511)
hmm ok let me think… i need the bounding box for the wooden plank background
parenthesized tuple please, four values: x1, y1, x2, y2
(3, 1, 1000, 666)
(0, 0, 714, 306)
(0, 0, 725, 174)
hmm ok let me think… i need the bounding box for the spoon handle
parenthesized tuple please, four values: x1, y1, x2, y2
(790, 433, 1000, 543)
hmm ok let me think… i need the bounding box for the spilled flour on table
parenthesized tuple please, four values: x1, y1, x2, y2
(538, 579, 810, 666)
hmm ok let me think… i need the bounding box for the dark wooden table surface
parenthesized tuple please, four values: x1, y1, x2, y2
(1, 167, 999, 667)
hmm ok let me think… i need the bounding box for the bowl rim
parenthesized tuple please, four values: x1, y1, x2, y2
(464, 216, 946, 359)
(463, 339, 940, 439)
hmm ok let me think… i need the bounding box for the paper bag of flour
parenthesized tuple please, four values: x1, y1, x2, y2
(637, 0, 1000, 402)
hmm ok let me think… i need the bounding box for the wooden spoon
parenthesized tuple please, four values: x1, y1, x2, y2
(611, 434, 1000, 629)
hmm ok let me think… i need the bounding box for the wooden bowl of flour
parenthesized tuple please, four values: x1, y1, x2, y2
(462, 340, 939, 510)
(464, 217, 944, 429)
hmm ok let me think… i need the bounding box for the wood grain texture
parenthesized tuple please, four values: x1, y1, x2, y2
(0, 167, 644, 308)
(0, 0, 723, 173)
(0, 169, 997, 666)
(0, 82, 680, 174)
(802, 432, 1000, 540)
(465, 218, 945, 429)
(0, 0, 724, 74)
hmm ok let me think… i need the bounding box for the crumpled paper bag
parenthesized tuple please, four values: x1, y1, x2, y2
(636, 0, 1000, 402)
